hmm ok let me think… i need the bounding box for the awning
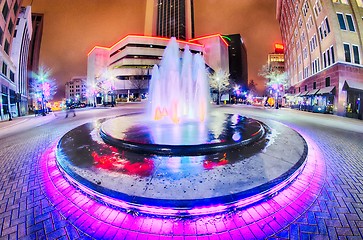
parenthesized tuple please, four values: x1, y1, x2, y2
(307, 89, 320, 96)
(316, 86, 335, 95)
(343, 80, 363, 92)
(294, 92, 302, 97)
(300, 91, 309, 97)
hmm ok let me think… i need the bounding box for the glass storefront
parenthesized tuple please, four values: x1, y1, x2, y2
(346, 91, 362, 119)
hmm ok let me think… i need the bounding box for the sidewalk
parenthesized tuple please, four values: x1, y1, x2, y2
(0, 112, 57, 130)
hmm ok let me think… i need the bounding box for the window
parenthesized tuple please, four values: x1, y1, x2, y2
(352, 45, 360, 64)
(4, 40, 9, 54)
(2, 62, 7, 75)
(323, 51, 327, 68)
(10, 71, 14, 82)
(313, 82, 317, 89)
(346, 15, 355, 31)
(330, 46, 335, 64)
(8, 20, 13, 34)
(344, 43, 351, 62)
(13, 30, 17, 38)
(332, 0, 348, 3)
(2, 2, 9, 20)
(337, 13, 347, 30)
(327, 48, 331, 66)
(325, 77, 330, 87)
(13, 1, 19, 14)
(319, 26, 323, 40)
(305, 85, 308, 91)
(0, 27, 3, 45)
(325, 18, 331, 33)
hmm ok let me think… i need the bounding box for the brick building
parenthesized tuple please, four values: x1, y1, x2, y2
(276, 0, 363, 119)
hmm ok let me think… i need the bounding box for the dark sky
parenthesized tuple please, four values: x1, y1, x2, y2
(22, 0, 281, 100)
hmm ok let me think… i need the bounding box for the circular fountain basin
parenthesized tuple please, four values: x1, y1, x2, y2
(56, 113, 307, 214)
(100, 112, 266, 156)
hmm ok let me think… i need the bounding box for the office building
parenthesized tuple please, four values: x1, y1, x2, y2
(144, 0, 195, 40)
(223, 34, 248, 88)
(27, 12, 43, 111)
(87, 34, 229, 105)
(65, 76, 87, 103)
(0, 0, 23, 120)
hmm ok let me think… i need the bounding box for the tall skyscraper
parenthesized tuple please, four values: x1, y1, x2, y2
(224, 34, 248, 88)
(144, 0, 195, 40)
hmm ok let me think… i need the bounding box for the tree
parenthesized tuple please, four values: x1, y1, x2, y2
(259, 64, 288, 90)
(129, 68, 149, 97)
(209, 69, 231, 105)
(30, 65, 57, 115)
(259, 64, 288, 108)
(248, 79, 258, 95)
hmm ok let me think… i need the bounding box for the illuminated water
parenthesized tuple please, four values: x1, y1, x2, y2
(148, 37, 210, 123)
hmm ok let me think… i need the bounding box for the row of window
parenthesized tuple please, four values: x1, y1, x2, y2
(333, 0, 363, 7)
(291, 42, 359, 83)
(1, 62, 15, 82)
(68, 89, 86, 93)
(318, 17, 330, 41)
(337, 13, 356, 32)
(322, 46, 335, 69)
(309, 34, 318, 52)
(68, 85, 86, 88)
(344, 43, 360, 64)
(294, 77, 331, 94)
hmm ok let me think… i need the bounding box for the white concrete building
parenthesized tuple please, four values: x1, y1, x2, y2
(0, 0, 22, 120)
(87, 34, 229, 105)
(65, 76, 87, 104)
(11, 6, 32, 116)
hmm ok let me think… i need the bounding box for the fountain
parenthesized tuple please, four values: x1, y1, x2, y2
(148, 37, 209, 123)
(54, 38, 308, 216)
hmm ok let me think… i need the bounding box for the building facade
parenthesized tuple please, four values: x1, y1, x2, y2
(277, 0, 363, 119)
(65, 77, 88, 104)
(27, 12, 43, 111)
(10, 6, 31, 117)
(0, 0, 23, 121)
(144, 0, 195, 40)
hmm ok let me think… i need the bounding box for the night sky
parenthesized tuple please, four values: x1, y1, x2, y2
(22, 0, 281, 100)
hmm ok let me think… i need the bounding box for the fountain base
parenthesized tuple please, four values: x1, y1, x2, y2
(55, 113, 307, 215)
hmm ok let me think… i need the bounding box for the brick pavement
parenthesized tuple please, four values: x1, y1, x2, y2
(0, 106, 362, 239)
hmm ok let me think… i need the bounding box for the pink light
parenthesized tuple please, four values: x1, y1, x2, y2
(39, 125, 326, 239)
(189, 34, 229, 47)
(87, 35, 203, 56)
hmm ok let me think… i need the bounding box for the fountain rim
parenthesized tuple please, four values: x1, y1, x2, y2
(99, 115, 268, 156)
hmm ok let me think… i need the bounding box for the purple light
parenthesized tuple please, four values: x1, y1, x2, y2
(40, 127, 326, 239)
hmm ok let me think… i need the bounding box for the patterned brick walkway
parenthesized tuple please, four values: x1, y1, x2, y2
(0, 106, 362, 239)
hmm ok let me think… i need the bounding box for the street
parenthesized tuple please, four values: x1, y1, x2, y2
(0, 103, 362, 239)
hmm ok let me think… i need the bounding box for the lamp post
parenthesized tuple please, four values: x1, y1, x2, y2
(217, 77, 221, 105)
(40, 76, 46, 116)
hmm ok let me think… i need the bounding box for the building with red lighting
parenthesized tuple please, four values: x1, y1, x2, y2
(268, 43, 285, 73)
(87, 35, 229, 104)
(277, 0, 363, 119)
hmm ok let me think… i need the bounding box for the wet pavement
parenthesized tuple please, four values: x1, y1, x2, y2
(0, 104, 362, 239)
